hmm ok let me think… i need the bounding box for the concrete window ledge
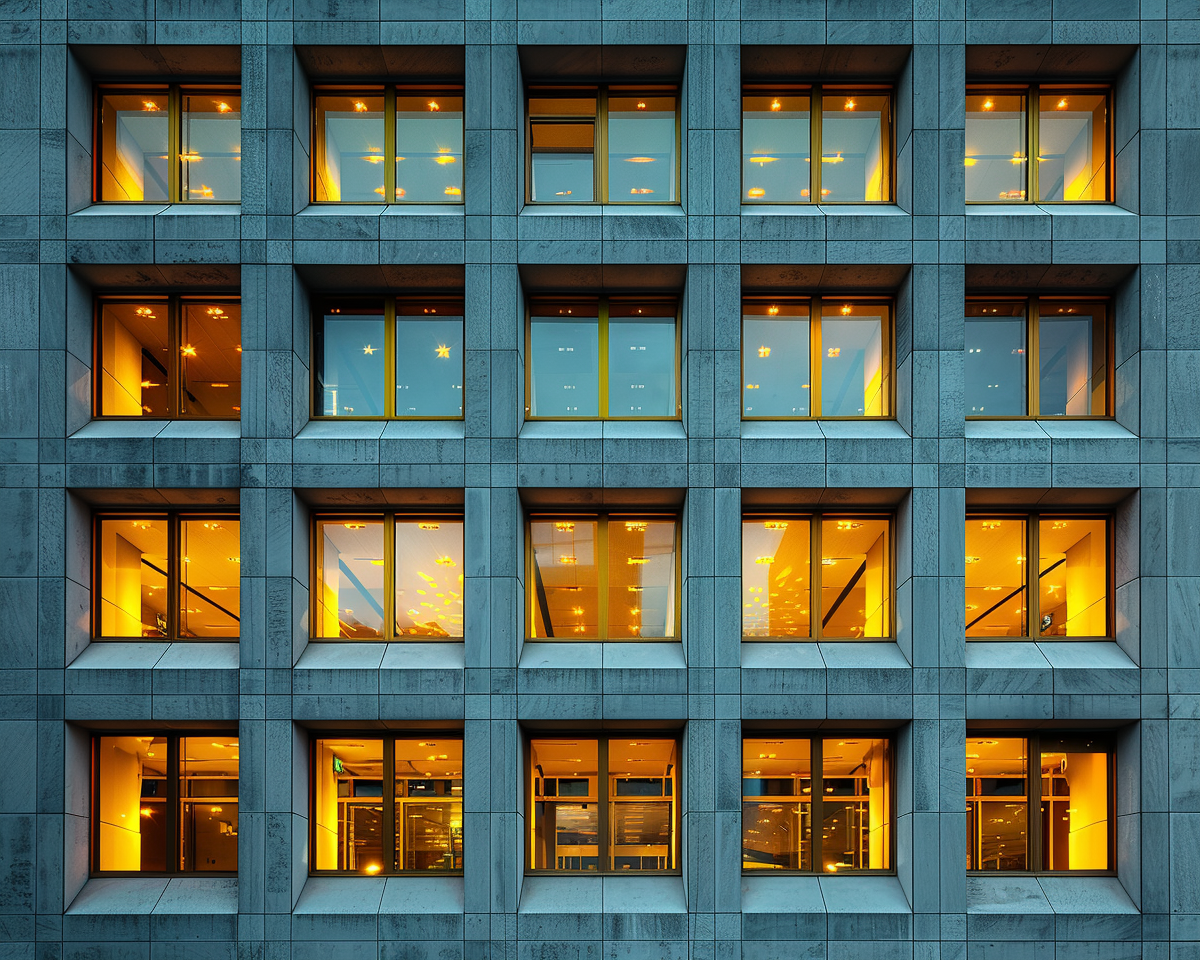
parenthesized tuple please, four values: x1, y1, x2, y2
(65, 877, 237, 943)
(966, 641, 1138, 716)
(296, 641, 466, 672)
(742, 874, 912, 941)
(69, 420, 242, 442)
(517, 876, 688, 943)
(295, 421, 387, 442)
(71, 204, 241, 217)
(296, 205, 465, 218)
(967, 876, 1139, 943)
(292, 876, 464, 940)
(519, 641, 686, 671)
(519, 206, 685, 217)
(740, 205, 909, 217)
(966, 420, 1137, 442)
(518, 421, 689, 442)
(966, 204, 1137, 220)
(67, 640, 239, 676)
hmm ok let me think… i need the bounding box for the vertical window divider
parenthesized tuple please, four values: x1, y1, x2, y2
(167, 513, 180, 642)
(811, 737, 824, 871)
(811, 515, 823, 641)
(598, 739, 610, 871)
(384, 298, 397, 418)
(597, 516, 610, 640)
(383, 736, 397, 873)
(1028, 85, 1039, 200)
(597, 88, 609, 203)
(811, 87, 823, 204)
(598, 297, 610, 418)
(167, 735, 181, 871)
(1028, 733, 1042, 871)
(384, 515, 397, 643)
(811, 301, 823, 417)
(168, 86, 182, 204)
(1028, 298, 1040, 416)
(384, 88, 397, 205)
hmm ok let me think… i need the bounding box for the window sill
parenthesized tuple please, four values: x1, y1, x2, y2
(518, 874, 687, 914)
(740, 204, 908, 216)
(68, 640, 240, 671)
(967, 203, 1135, 218)
(72, 203, 241, 216)
(742, 875, 910, 940)
(742, 420, 908, 440)
(967, 875, 1138, 921)
(67, 876, 237, 914)
(296, 420, 466, 442)
(520, 204, 685, 217)
(520, 641, 686, 668)
(294, 874, 464, 915)
(966, 420, 1135, 441)
(297, 204, 465, 217)
(519, 420, 687, 441)
(71, 420, 241, 441)
(295, 641, 465, 672)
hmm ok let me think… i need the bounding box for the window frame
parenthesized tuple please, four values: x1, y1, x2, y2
(93, 293, 242, 421)
(966, 730, 1116, 875)
(310, 295, 466, 421)
(90, 729, 239, 878)
(524, 84, 682, 206)
(964, 295, 1113, 420)
(92, 509, 241, 642)
(740, 83, 896, 206)
(964, 83, 1114, 205)
(524, 732, 683, 876)
(965, 511, 1114, 641)
(307, 730, 465, 877)
(309, 84, 465, 205)
(741, 295, 895, 420)
(741, 511, 896, 642)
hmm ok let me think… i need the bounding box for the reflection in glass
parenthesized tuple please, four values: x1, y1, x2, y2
(178, 518, 241, 639)
(1040, 739, 1109, 870)
(98, 91, 170, 202)
(608, 302, 677, 417)
(1038, 93, 1108, 201)
(100, 299, 170, 417)
(1038, 517, 1107, 637)
(395, 304, 464, 417)
(181, 93, 241, 202)
(98, 517, 169, 638)
(607, 519, 676, 639)
(394, 739, 463, 871)
(97, 736, 170, 871)
(742, 518, 811, 638)
(965, 93, 1027, 202)
(529, 519, 600, 638)
(529, 98, 596, 202)
(394, 519, 464, 638)
(316, 306, 386, 417)
(965, 517, 1028, 638)
(820, 303, 887, 416)
(180, 302, 241, 417)
(395, 94, 463, 202)
(315, 519, 386, 639)
(313, 739, 385, 872)
(607, 95, 677, 202)
(742, 94, 810, 203)
(1037, 302, 1107, 416)
(965, 302, 1027, 416)
(821, 738, 890, 872)
(608, 739, 676, 871)
(742, 738, 812, 870)
(179, 737, 239, 872)
(313, 94, 386, 202)
(743, 302, 811, 416)
(820, 95, 890, 202)
(966, 737, 1028, 870)
(529, 303, 600, 417)
(531, 739, 600, 870)
(820, 518, 889, 638)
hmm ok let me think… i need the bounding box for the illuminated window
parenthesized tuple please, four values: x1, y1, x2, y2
(96, 295, 241, 419)
(527, 86, 679, 203)
(965, 514, 1110, 639)
(967, 734, 1112, 872)
(966, 86, 1110, 202)
(94, 734, 238, 873)
(741, 86, 893, 204)
(95, 512, 240, 640)
(966, 298, 1109, 418)
(314, 297, 464, 419)
(95, 86, 241, 203)
(742, 735, 892, 873)
(527, 296, 679, 419)
(742, 297, 892, 418)
(527, 514, 678, 641)
(311, 735, 463, 875)
(529, 736, 678, 873)
(313, 513, 463, 640)
(742, 514, 892, 641)
(312, 87, 463, 203)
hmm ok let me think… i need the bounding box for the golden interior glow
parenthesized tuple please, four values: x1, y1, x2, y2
(215, 101, 232, 113)
(982, 98, 994, 110)
(770, 99, 781, 111)
(353, 101, 368, 112)
(747, 187, 765, 198)
(143, 101, 160, 111)
(428, 100, 440, 111)
(758, 346, 771, 358)
(844, 98, 856, 110)
(749, 156, 779, 164)
(624, 157, 656, 163)
(436, 344, 451, 358)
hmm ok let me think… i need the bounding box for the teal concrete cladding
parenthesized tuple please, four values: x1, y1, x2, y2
(0, 1, 1195, 959)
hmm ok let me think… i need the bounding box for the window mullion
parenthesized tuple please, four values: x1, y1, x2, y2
(168, 297, 179, 420)
(598, 516, 610, 640)
(1029, 515, 1039, 639)
(598, 739, 610, 873)
(169, 86, 182, 204)
(1028, 299, 1039, 416)
(811, 737, 823, 873)
(168, 513, 179, 642)
(1029, 733, 1041, 871)
(1028, 85, 1038, 203)
(168, 735, 181, 872)
(811, 87, 822, 206)
(385, 298, 397, 418)
(385, 515, 396, 642)
(384, 736, 397, 873)
(597, 89, 607, 204)
(385, 87, 397, 205)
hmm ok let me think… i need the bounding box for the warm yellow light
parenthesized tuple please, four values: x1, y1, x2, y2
(343, 522, 366, 530)
(418, 522, 440, 530)
(429, 100, 440, 111)
(755, 556, 775, 565)
(840, 304, 852, 315)
(363, 154, 384, 164)
(191, 185, 214, 198)
(770, 99, 781, 111)
(844, 98, 856, 111)
(747, 187, 765, 198)
(443, 186, 461, 196)
(365, 863, 381, 874)
(363, 344, 376, 355)
(207, 306, 225, 317)
(555, 190, 573, 196)
(964, 157, 977, 166)
(626, 557, 649, 565)
(749, 156, 779, 164)
(436, 344, 451, 358)
(836, 521, 862, 530)
(763, 520, 788, 530)
(181, 344, 197, 357)
(555, 522, 575, 532)
(982, 98, 994, 111)
(630, 188, 654, 194)
(1011, 153, 1026, 164)
(141, 807, 154, 817)
(135, 306, 155, 317)
(435, 155, 457, 165)
(821, 152, 844, 163)
(436, 555, 456, 567)
(758, 346, 770, 358)
(637, 101, 647, 110)
(965, 556, 980, 564)
(139, 380, 157, 389)
(180, 152, 202, 162)
(210, 805, 223, 813)
(1056, 98, 1068, 110)
(354, 101, 368, 112)
(143, 101, 160, 111)
(560, 555, 577, 564)
(624, 521, 648, 532)
(625, 157, 656, 163)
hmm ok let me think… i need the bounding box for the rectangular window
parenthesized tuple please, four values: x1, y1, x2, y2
(96, 295, 241, 419)
(312, 87, 463, 203)
(527, 86, 679, 204)
(528, 514, 678, 641)
(742, 86, 893, 204)
(527, 296, 679, 420)
(94, 734, 238, 874)
(965, 299, 1109, 418)
(529, 736, 678, 873)
(96, 86, 241, 203)
(313, 513, 463, 640)
(95, 512, 240, 640)
(312, 735, 463, 875)
(966, 86, 1111, 203)
(742, 735, 892, 873)
(743, 297, 892, 418)
(965, 514, 1110, 639)
(967, 734, 1112, 872)
(742, 514, 892, 641)
(314, 297, 464, 419)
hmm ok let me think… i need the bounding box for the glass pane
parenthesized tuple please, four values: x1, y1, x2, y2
(530, 98, 596, 202)
(181, 92, 241, 202)
(965, 517, 1028, 638)
(742, 517, 811, 638)
(1040, 740, 1109, 870)
(820, 517, 889, 638)
(314, 739, 385, 872)
(529, 519, 600, 638)
(607, 301, 677, 417)
(395, 303, 464, 417)
(395, 739, 463, 871)
(531, 739, 599, 871)
(99, 300, 170, 417)
(316, 306, 387, 417)
(965, 93, 1027, 202)
(97, 736, 169, 871)
(529, 304, 600, 418)
(607, 519, 676, 639)
(179, 518, 240, 639)
(607, 95, 677, 202)
(179, 737, 239, 871)
(1038, 93, 1108, 202)
(742, 94, 810, 203)
(98, 517, 168, 638)
(315, 519, 385, 639)
(1038, 518, 1107, 637)
(742, 738, 811, 870)
(819, 94, 890, 202)
(743, 302, 811, 417)
(395, 519, 464, 638)
(395, 94, 463, 202)
(180, 301, 241, 418)
(967, 737, 1028, 870)
(966, 302, 1027, 416)
(821, 738, 890, 871)
(819, 303, 888, 417)
(314, 94, 387, 202)
(1037, 302, 1107, 416)
(98, 91, 169, 202)
(608, 739, 676, 871)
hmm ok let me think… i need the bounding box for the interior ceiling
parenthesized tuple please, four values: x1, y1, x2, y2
(296, 45, 465, 81)
(741, 45, 911, 81)
(71, 45, 241, 78)
(519, 45, 687, 81)
(966, 44, 1137, 79)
